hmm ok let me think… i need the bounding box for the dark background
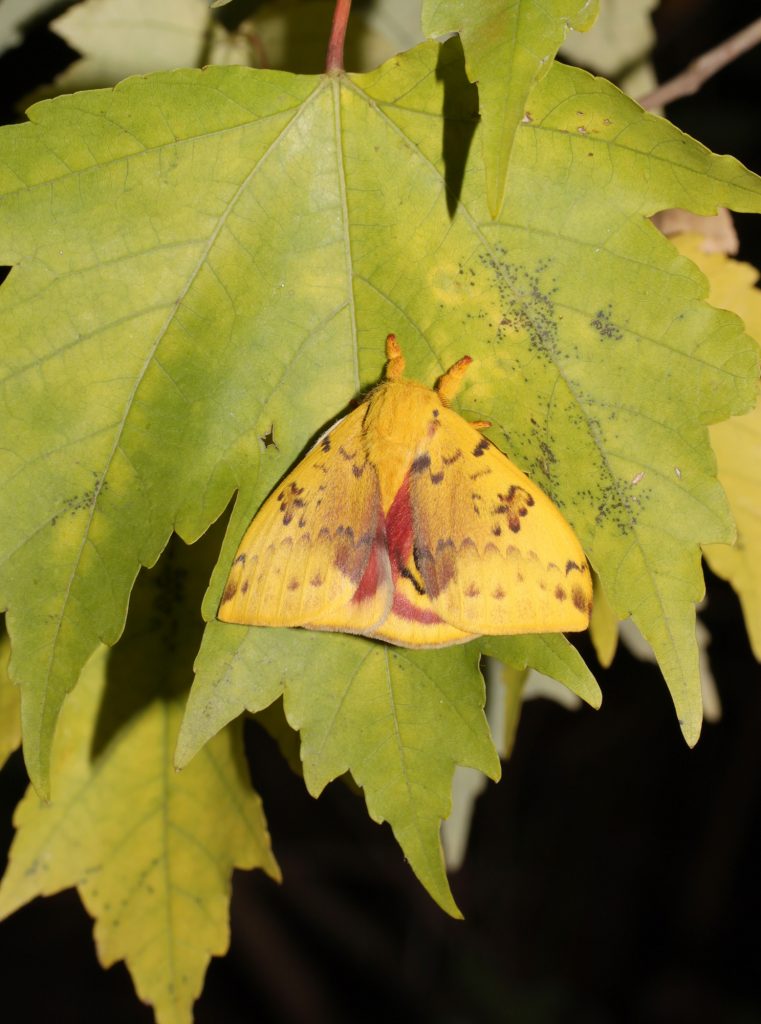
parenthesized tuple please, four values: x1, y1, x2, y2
(1, 1, 760, 1021)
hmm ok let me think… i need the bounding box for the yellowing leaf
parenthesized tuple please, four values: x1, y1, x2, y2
(706, 398, 761, 660)
(0, 535, 279, 1024)
(0, 630, 21, 770)
(672, 234, 761, 661)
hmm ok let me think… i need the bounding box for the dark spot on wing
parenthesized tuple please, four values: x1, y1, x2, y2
(310, 573, 324, 587)
(465, 582, 480, 597)
(572, 586, 588, 612)
(287, 578, 300, 591)
(333, 526, 373, 584)
(494, 485, 535, 533)
(473, 439, 489, 457)
(412, 545, 423, 573)
(411, 453, 431, 473)
(554, 585, 566, 601)
(443, 449, 463, 465)
(566, 560, 581, 575)
(321, 434, 331, 452)
(400, 565, 426, 596)
(492, 586, 505, 599)
(221, 581, 237, 603)
(235, 553, 246, 565)
(241, 580, 249, 594)
(279, 481, 307, 525)
(431, 471, 444, 484)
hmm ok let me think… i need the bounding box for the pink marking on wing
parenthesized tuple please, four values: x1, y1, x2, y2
(352, 512, 386, 605)
(385, 475, 414, 579)
(390, 592, 444, 625)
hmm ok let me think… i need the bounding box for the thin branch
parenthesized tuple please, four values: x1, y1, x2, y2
(639, 16, 761, 110)
(326, 0, 352, 73)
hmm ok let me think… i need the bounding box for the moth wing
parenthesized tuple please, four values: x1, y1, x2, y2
(363, 471, 479, 648)
(409, 410, 592, 635)
(367, 589, 478, 648)
(219, 410, 392, 631)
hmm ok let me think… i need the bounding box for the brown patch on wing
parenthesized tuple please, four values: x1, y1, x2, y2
(413, 538, 458, 599)
(333, 525, 375, 585)
(492, 485, 535, 533)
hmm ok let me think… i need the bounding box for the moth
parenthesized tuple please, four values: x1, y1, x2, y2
(219, 334, 592, 647)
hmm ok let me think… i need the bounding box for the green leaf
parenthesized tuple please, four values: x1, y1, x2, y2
(1, 38, 760, 795)
(0, 531, 279, 1024)
(422, 0, 599, 216)
(178, 625, 499, 917)
(481, 633, 601, 708)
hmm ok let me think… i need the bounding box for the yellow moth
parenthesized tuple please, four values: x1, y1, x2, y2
(219, 335, 592, 647)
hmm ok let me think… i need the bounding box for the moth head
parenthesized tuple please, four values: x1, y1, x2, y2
(384, 333, 473, 407)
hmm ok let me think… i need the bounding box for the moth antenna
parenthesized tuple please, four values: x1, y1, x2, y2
(436, 355, 472, 405)
(385, 333, 406, 381)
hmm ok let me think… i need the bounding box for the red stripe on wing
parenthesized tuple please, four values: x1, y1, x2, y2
(385, 473, 446, 625)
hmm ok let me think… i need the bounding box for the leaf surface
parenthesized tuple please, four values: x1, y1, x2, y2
(179, 623, 499, 916)
(1, 41, 760, 796)
(422, 0, 599, 215)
